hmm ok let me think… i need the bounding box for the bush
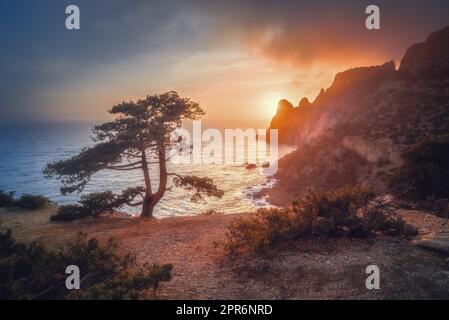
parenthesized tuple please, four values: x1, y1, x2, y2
(78, 264, 173, 300)
(225, 187, 417, 254)
(14, 194, 51, 210)
(50, 204, 90, 222)
(51, 188, 145, 222)
(78, 191, 118, 215)
(226, 208, 306, 253)
(0, 229, 172, 300)
(0, 190, 51, 210)
(389, 139, 449, 200)
(0, 190, 15, 208)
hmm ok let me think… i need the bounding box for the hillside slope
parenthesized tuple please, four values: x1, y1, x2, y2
(266, 26, 449, 202)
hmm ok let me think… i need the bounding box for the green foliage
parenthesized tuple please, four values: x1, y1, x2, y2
(225, 187, 417, 254)
(14, 194, 52, 210)
(226, 208, 304, 253)
(0, 190, 15, 208)
(363, 208, 417, 237)
(389, 139, 449, 200)
(50, 204, 90, 222)
(0, 190, 51, 210)
(78, 191, 119, 215)
(50, 188, 145, 222)
(44, 143, 126, 195)
(44, 91, 222, 217)
(77, 264, 173, 300)
(0, 230, 172, 300)
(173, 175, 224, 203)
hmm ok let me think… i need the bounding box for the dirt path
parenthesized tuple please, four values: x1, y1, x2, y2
(1, 207, 449, 299)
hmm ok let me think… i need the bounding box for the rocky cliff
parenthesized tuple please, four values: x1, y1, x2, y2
(399, 26, 449, 77)
(265, 26, 449, 203)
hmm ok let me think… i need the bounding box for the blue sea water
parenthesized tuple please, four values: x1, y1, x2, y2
(0, 122, 293, 218)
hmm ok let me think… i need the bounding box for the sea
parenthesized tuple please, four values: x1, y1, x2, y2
(0, 122, 294, 218)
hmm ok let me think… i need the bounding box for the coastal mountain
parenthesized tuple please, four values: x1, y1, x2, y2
(399, 25, 449, 77)
(266, 26, 449, 204)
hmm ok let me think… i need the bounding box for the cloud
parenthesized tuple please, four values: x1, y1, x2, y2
(1, 0, 449, 121)
(197, 0, 449, 68)
(0, 0, 211, 120)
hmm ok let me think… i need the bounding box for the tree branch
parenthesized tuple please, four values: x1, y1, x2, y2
(107, 166, 143, 171)
(109, 161, 142, 169)
(123, 151, 141, 158)
(128, 201, 143, 207)
(167, 172, 182, 178)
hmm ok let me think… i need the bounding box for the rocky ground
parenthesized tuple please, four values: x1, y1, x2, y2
(1, 207, 449, 299)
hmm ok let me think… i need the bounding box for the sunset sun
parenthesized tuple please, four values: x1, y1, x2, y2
(260, 92, 285, 119)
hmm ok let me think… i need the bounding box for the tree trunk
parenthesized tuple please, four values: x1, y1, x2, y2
(139, 143, 166, 218)
(140, 148, 156, 218)
(140, 194, 157, 218)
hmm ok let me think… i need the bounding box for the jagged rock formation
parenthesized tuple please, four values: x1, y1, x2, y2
(399, 26, 449, 77)
(268, 98, 314, 143)
(266, 26, 449, 203)
(268, 60, 398, 145)
(298, 97, 312, 108)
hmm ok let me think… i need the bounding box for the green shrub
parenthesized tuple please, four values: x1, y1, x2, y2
(14, 194, 51, 210)
(0, 190, 15, 208)
(50, 191, 117, 221)
(51, 188, 145, 222)
(78, 191, 118, 215)
(77, 264, 173, 300)
(0, 191, 51, 210)
(225, 187, 417, 254)
(50, 204, 90, 222)
(0, 229, 172, 300)
(226, 208, 309, 253)
(389, 139, 449, 200)
(360, 204, 418, 237)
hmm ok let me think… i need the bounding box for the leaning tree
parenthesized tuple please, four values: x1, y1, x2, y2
(44, 91, 224, 218)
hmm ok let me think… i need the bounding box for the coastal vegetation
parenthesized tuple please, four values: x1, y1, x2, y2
(225, 187, 417, 254)
(50, 189, 145, 221)
(0, 191, 51, 210)
(388, 139, 449, 217)
(388, 139, 449, 201)
(44, 91, 224, 218)
(0, 227, 172, 299)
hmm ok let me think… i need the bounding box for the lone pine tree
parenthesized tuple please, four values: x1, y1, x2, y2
(44, 91, 224, 218)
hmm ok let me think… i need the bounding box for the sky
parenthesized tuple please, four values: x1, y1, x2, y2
(1, 0, 449, 128)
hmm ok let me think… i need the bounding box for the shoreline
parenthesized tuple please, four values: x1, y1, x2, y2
(251, 144, 299, 208)
(255, 184, 297, 207)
